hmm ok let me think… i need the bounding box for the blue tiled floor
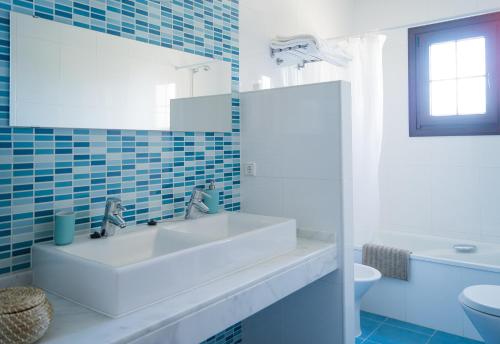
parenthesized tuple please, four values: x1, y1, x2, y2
(357, 311, 483, 344)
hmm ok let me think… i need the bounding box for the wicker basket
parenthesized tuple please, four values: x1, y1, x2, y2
(0, 287, 53, 344)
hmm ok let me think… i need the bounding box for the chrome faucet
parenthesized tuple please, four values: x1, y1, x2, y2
(101, 197, 127, 237)
(185, 187, 210, 219)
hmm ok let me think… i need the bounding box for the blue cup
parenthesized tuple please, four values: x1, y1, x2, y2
(54, 211, 75, 246)
(203, 189, 220, 214)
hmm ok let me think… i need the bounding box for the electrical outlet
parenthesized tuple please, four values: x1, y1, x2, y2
(244, 162, 257, 176)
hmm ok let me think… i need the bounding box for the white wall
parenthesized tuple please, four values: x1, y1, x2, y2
(239, 0, 354, 92)
(239, 0, 500, 243)
(351, 0, 500, 243)
(239, 0, 500, 239)
(354, 0, 500, 33)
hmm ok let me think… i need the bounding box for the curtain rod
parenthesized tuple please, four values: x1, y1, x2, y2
(326, 6, 500, 41)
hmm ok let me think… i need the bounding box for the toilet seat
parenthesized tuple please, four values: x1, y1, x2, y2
(459, 285, 500, 317)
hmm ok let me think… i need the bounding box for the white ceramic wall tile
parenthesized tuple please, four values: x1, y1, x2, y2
(475, 137, 500, 167)
(240, 177, 284, 217)
(241, 91, 285, 178)
(429, 138, 481, 167)
(281, 135, 340, 180)
(241, 82, 346, 236)
(380, 137, 434, 167)
(279, 85, 342, 181)
(282, 178, 341, 233)
(479, 167, 500, 237)
(380, 164, 432, 234)
(430, 167, 481, 238)
(373, 15, 500, 244)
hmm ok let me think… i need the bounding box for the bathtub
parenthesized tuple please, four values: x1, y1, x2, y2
(354, 231, 500, 341)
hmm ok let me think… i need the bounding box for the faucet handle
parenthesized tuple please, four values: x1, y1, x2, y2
(194, 201, 210, 213)
(192, 187, 206, 199)
(112, 206, 125, 216)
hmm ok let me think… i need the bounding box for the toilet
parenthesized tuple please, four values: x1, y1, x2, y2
(459, 285, 500, 343)
(354, 263, 382, 337)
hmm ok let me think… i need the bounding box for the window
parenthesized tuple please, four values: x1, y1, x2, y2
(409, 12, 500, 136)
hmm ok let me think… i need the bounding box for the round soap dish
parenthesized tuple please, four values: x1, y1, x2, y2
(453, 244, 477, 253)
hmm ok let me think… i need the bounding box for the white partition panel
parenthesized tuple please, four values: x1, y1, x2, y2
(240, 81, 354, 343)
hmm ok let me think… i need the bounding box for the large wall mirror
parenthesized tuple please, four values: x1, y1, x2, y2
(10, 12, 233, 132)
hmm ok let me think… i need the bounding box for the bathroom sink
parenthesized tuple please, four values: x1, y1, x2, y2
(32, 212, 296, 317)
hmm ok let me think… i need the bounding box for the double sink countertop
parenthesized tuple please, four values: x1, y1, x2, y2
(39, 238, 337, 344)
(2, 213, 337, 344)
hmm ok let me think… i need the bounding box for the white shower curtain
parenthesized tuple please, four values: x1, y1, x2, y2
(347, 35, 386, 246)
(277, 34, 386, 245)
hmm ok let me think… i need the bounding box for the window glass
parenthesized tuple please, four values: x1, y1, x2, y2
(458, 77, 486, 115)
(409, 13, 500, 137)
(430, 79, 457, 116)
(429, 36, 486, 117)
(457, 37, 486, 78)
(429, 41, 456, 81)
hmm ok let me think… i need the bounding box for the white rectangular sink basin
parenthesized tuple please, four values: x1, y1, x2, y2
(32, 212, 296, 317)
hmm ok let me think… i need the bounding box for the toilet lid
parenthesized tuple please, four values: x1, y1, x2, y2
(460, 285, 500, 317)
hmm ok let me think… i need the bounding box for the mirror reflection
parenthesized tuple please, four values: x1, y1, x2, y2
(10, 12, 232, 132)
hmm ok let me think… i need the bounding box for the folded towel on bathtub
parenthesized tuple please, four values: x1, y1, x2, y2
(362, 244, 411, 281)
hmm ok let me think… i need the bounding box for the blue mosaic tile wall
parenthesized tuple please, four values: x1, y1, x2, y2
(201, 323, 242, 344)
(0, 0, 241, 276)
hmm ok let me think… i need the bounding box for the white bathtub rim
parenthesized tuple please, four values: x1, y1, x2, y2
(354, 231, 500, 274)
(355, 247, 500, 274)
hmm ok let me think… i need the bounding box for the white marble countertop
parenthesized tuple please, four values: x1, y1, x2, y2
(38, 238, 337, 344)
